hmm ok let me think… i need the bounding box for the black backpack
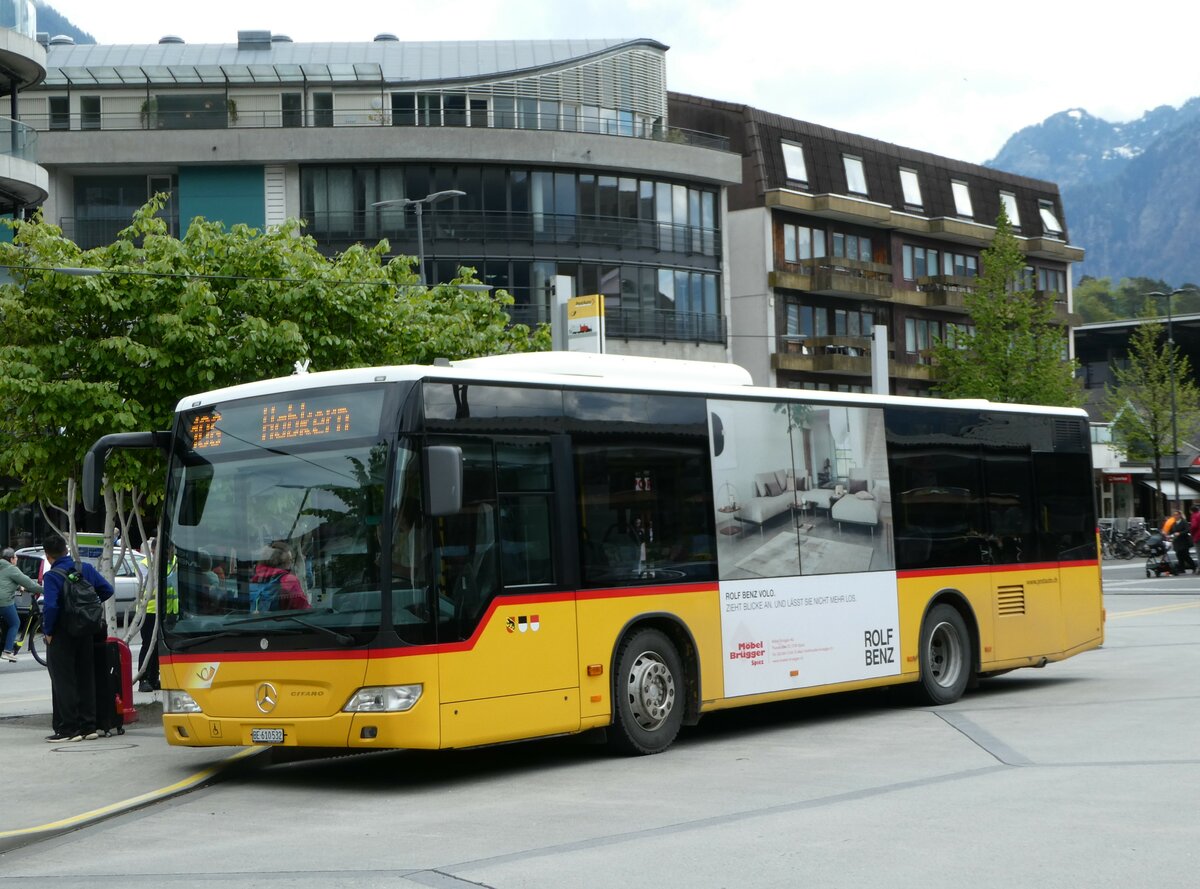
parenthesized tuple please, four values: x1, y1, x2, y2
(51, 566, 106, 636)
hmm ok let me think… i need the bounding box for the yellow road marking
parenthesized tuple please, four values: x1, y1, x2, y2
(0, 747, 263, 839)
(1108, 601, 1200, 620)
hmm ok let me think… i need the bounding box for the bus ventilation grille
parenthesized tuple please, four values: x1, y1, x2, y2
(997, 585, 1026, 615)
(1053, 419, 1086, 452)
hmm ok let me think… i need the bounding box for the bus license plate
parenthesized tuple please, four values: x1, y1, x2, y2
(251, 728, 284, 744)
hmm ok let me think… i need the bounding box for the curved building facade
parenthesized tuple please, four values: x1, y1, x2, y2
(22, 33, 739, 359)
(0, 0, 48, 214)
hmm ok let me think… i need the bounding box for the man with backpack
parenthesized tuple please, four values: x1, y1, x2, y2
(41, 534, 114, 742)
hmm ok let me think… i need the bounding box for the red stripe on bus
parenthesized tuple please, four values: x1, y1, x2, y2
(164, 584, 711, 664)
(164, 561, 1094, 665)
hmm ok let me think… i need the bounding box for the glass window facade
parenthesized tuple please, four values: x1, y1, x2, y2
(299, 163, 723, 344)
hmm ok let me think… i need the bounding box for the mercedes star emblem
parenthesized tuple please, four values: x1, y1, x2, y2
(255, 682, 278, 714)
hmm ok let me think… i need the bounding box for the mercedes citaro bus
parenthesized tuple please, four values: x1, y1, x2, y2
(85, 353, 1104, 755)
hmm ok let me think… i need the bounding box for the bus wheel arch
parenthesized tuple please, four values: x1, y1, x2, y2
(916, 592, 977, 705)
(607, 617, 696, 755)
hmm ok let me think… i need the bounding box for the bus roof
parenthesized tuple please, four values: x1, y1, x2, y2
(174, 353, 1087, 418)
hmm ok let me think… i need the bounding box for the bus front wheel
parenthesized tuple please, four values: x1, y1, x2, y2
(917, 604, 972, 705)
(609, 628, 684, 755)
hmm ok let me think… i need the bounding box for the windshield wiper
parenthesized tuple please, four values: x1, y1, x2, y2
(226, 613, 355, 646)
(171, 630, 253, 651)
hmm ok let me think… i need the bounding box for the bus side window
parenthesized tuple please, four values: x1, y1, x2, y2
(495, 439, 555, 589)
(430, 437, 499, 642)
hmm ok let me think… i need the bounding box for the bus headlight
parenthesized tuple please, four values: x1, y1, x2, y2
(164, 690, 203, 714)
(343, 685, 422, 713)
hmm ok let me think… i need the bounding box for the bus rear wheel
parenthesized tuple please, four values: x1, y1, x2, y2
(609, 628, 684, 755)
(917, 604, 971, 705)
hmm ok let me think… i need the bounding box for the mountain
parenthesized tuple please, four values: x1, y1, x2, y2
(987, 100, 1200, 286)
(33, 1, 95, 43)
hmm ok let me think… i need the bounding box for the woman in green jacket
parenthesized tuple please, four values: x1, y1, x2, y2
(0, 546, 43, 661)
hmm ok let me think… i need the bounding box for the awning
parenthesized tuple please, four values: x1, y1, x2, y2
(1139, 479, 1200, 499)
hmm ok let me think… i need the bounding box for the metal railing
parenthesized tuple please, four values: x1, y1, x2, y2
(59, 212, 180, 247)
(24, 108, 730, 151)
(0, 116, 37, 164)
(303, 210, 720, 259)
(507, 304, 725, 345)
(61, 209, 720, 256)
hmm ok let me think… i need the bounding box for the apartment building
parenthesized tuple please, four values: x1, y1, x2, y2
(670, 94, 1083, 393)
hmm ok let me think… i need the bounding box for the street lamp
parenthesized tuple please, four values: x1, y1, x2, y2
(371, 190, 465, 285)
(1147, 288, 1197, 513)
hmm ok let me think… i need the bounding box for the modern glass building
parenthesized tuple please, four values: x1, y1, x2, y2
(0, 0, 48, 216)
(21, 32, 739, 359)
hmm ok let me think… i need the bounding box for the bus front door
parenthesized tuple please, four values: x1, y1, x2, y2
(433, 435, 580, 748)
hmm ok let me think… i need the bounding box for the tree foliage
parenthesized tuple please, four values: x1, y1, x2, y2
(1073, 275, 1200, 323)
(1103, 318, 1200, 521)
(0, 197, 548, 637)
(929, 206, 1083, 407)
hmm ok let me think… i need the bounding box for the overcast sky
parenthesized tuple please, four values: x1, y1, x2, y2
(39, 0, 1200, 163)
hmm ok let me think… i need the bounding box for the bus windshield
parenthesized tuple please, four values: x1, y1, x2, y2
(160, 386, 397, 647)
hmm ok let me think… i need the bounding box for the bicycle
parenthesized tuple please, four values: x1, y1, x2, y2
(11, 593, 47, 666)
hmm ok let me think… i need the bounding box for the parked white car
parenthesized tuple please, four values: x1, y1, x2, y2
(13, 545, 145, 620)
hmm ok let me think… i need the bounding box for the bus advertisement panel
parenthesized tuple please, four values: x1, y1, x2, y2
(708, 399, 901, 696)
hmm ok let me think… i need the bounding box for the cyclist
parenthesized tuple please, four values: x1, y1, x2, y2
(0, 546, 43, 662)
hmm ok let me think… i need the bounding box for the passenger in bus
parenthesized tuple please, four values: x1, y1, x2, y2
(249, 542, 311, 611)
(190, 550, 224, 614)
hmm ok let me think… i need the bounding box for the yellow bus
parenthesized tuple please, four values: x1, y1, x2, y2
(85, 352, 1104, 755)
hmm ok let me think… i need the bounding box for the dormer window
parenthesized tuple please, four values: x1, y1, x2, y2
(782, 140, 808, 183)
(1000, 191, 1020, 227)
(843, 155, 867, 196)
(899, 168, 922, 207)
(1039, 200, 1063, 235)
(951, 180, 973, 218)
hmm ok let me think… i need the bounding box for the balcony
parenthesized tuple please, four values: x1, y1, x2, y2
(0, 115, 47, 207)
(305, 210, 720, 261)
(771, 257, 892, 300)
(895, 274, 978, 311)
(1036, 290, 1082, 325)
(507, 304, 726, 345)
(58, 212, 180, 248)
(774, 335, 940, 382)
(23, 106, 730, 151)
(59, 208, 720, 257)
(773, 335, 874, 376)
(0, 115, 36, 164)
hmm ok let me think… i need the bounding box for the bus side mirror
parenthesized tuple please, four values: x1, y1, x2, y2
(82, 431, 173, 513)
(425, 445, 463, 517)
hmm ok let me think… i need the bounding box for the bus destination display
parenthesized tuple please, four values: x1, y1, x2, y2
(183, 389, 385, 455)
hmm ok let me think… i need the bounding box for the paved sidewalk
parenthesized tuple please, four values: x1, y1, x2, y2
(0, 689, 263, 852)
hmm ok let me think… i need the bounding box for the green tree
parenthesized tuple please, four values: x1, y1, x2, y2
(0, 198, 548, 639)
(1073, 277, 1119, 323)
(1104, 319, 1200, 523)
(930, 205, 1083, 407)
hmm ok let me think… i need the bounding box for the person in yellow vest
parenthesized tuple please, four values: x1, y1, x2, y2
(136, 538, 176, 692)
